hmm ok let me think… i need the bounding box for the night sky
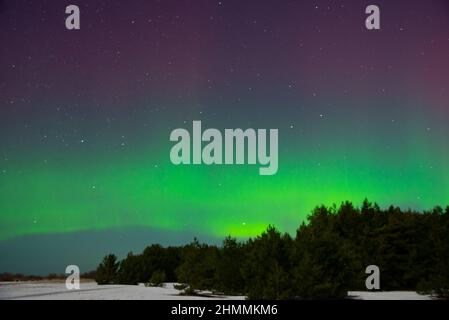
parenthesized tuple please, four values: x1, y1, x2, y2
(1, 0, 449, 274)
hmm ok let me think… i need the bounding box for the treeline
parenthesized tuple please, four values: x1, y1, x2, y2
(95, 200, 449, 299)
(0, 271, 97, 282)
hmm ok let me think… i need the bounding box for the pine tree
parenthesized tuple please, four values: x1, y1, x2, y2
(146, 270, 166, 287)
(176, 238, 218, 292)
(117, 252, 142, 285)
(292, 217, 359, 299)
(95, 254, 119, 285)
(241, 226, 293, 299)
(216, 237, 245, 294)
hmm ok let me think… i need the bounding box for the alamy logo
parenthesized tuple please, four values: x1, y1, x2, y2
(65, 265, 80, 290)
(170, 121, 278, 175)
(65, 5, 80, 30)
(365, 265, 380, 290)
(365, 5, 380, 30)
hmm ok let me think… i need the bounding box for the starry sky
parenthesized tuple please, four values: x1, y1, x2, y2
(1, 0, 449, 273)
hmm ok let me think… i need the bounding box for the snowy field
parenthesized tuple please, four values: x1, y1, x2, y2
(0, 282, 435, 300)
(347, 291, 433, 300)
(0, 282, 245, 300)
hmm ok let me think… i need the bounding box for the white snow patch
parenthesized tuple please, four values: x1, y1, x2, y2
(347, 291, 434, 300)
(0, 282, 436, 300)
(0, 281, 245, 300)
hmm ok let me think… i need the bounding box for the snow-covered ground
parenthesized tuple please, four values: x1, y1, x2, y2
(347, 291, 434, 300)
(0, 282, 435, 300)
(0, 282, 245, 300)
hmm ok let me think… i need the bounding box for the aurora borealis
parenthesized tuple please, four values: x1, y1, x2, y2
(1, 0, 449, 273)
